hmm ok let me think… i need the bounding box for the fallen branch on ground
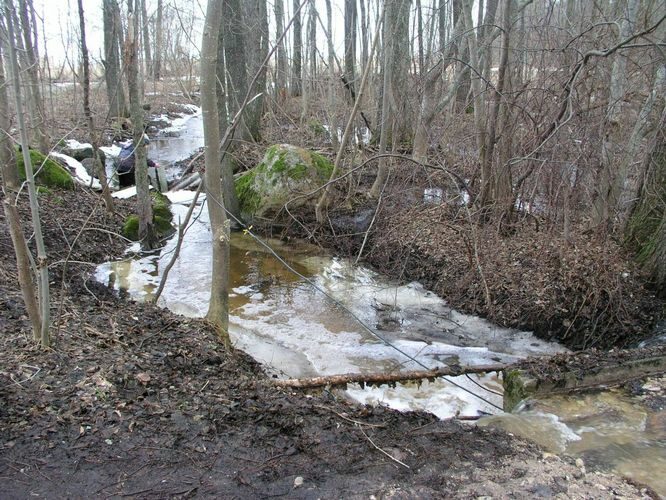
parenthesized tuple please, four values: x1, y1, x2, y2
(272, 363, 509, 389)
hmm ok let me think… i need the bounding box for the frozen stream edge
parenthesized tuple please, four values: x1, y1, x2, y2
(95, 191, 567, 419)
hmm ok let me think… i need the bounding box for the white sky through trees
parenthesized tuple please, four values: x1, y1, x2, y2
(37, 0, 360, 71)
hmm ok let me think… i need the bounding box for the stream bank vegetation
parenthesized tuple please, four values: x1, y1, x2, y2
(0, 0, 665, 496)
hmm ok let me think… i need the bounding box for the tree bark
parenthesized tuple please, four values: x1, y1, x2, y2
(594, 0, 640, 228)
(0, 44, 19, 190)
(126, 1, 156, 250)
(153, 0, 163, 79)
(4, 0, 50, 346)
(17, 0, 48, 154)
(223, 0, 251, 142)
(274, 0, 288, 101)
(344, 0, 357, 92)
(291, 0, 303, 96)
(479, 0, 513, 213)
(202, 0, 230, 339)
(243, 0, 268, 141)
(77, 0, 114, 213)
(103, 0, 128, 117)
(140, 0, 152, 76)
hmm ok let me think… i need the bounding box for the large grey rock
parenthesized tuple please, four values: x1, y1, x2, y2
(235, 144, 333, 219)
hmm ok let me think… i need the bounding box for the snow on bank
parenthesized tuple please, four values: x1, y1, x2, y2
(51, 152, 101, 190)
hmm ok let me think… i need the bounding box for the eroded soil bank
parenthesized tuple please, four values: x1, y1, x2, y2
(1, 188, 660, 498)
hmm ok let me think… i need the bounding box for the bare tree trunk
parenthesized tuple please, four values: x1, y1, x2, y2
(344, 0, 357, 91)
(274, 0, 288, 101)
(358, 0, 368, 72)
(223, 0, 251, 141)
(369, 1, 396, 199)
(140, 0, 152, 76)
(4, 0, 49, 346)
(300, 0, 316, 122)
(243, 0, 268, 141)
(0, 45, 19, 190)
(291, 0, 302, 96)
(1, 13, 39, 336)
(77, 0, 114, 213)
(18, 0, 48, 154)
(626, 103, 666, 291)
(126, 1, 156, 250)
(593, 0, 639, 228)
(103, 0, 128, 117)
(202, 0, 230, 339)
(212, 3, 242, 221)
(479, 0, 513, 212)
(153, 0, 163, 79)
(324, 0, 339, 150)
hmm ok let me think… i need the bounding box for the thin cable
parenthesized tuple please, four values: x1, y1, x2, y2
(203, 190, 503, 412)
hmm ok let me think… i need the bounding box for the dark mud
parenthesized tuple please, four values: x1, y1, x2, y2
(0, 187, 658, 498)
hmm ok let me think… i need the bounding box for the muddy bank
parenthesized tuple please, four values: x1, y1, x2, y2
(1, 187, 658, 497)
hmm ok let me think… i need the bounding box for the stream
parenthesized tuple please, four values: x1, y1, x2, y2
(94, 108, 665, 495)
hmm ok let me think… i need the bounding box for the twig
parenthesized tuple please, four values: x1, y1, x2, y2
(360, 428, 410, 469)
(313, 405, 386, 428)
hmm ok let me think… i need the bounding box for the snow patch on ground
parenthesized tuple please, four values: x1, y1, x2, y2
(51, 152, 101, 190)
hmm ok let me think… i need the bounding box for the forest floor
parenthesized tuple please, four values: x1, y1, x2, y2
(0, 185, 661, 499)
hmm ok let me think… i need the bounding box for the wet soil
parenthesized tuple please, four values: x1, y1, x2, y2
(1, 188, 659, 498)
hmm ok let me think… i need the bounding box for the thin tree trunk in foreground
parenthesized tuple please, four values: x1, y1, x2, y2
(202, 0, 230, 340)
(126, 1, 156, 250)
(4, 201, 42, 338)
(4, 0, 50, 346)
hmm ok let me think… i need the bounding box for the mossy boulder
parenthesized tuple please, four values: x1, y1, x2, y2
(17, 148, 74, 189)
(122, 192, 175, 241)
(235, 144, 333, 219)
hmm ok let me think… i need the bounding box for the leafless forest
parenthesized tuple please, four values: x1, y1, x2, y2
(1, 0, 665, 347)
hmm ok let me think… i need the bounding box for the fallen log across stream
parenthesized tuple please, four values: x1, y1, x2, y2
(272, 363, 509, 389)
(272, 346, 666, 412)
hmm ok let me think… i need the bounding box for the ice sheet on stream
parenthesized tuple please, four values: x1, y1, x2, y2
(95, 192, 567, 418)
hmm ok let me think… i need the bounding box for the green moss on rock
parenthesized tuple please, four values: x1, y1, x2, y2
(122, 193, 175, 241)
(235, 170, 260, 216)
(122, 215, 140, 240)
(151, 191, 173, 222)
(17, 149, 74, 189)
(502, 369, 537, 412)
(234, 144, 333, 219)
